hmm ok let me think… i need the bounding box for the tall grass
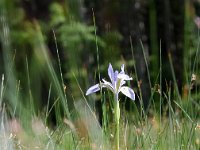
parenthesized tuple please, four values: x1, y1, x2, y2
(0, 5, 200, 150)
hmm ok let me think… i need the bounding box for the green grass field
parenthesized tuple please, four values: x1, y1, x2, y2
(0, 6, 200, 149)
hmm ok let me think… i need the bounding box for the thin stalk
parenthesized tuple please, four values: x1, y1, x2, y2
(115, 95, 120, 150)
(26, 56, 35, 116)
(140, 39, 153, 122)
(140, 40, 152, 90)
(159, 40, 162, 125)
(0, 75, 4, 108)
(45, 83, 52, 125)
(102, 92, 107, 133)
(53, 30, 67, 101)
(192, 28, 200, 74)
(168, 53, 181, 101)
(130, 36, 145, 119)
(92, 9, 106, 143)
(130, 36, 139, 87)
(92, 8, 100, 82)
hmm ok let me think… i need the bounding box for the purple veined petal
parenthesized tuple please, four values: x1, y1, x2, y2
(102, 79, 115, 93)
(112, 70, 119, 90)
(108, 63, 114, 83)
(118, 73, 132, 81)
(114, 70, 119, 82)
(86, 84, 100, 95)
(120, 86, 135, 101)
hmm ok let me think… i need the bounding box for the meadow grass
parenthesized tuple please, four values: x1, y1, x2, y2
(0, 11, 200, 150)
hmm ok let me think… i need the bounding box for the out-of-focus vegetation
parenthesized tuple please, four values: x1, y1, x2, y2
(0, 0, 200, 149)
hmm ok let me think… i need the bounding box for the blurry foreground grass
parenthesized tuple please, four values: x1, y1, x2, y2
(0, 101, 200, 149)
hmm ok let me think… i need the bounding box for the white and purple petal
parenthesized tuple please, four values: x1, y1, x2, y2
(114, 71, 119, 82)
(118, 73, 132, 81)
(102, 79, 115, 93)
(120, 86, 135, 101)
(120, 64, 125, 73)
(86, 84, 100, 95)
(119, 80, 126, 89)
(86, 63, 135, 102)
(108, 63, 114, 83)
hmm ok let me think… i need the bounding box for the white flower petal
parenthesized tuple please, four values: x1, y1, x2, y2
(118, 73, 132, 81)
(119, 80, 126, 88)
(86, 84, 100, 95)
(102, 79, 115, 93)
(121, 64, 125, 73)
(120, 86, 135, 101)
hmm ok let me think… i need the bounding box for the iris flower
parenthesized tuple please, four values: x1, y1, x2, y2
(86, 63, 135, 101)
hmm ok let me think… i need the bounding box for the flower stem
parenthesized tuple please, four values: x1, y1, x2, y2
(115, 95, 120, 150)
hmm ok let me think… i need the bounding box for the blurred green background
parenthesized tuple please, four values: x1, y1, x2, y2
(1, 0, 200, 149)
(0, 0, 200, 123)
